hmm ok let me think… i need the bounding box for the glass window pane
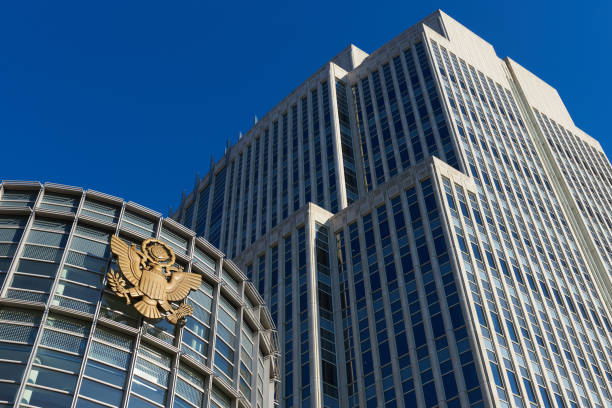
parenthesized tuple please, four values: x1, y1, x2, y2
(188, 290, 212, 311)
(16, 259, 59, 276)
(133, 359, 168, 386)
(0, 323, 39, 343)
(0, 382, 20, 405)
(193, 247, 215, 274)
(82, 200, 120, 224)
(70, 237, 109, 259)
(127, 394, 159, 408)
(92, 327, 132, 349)
(214, 352, 233, 378)
(33, 347, 82, 373)
(27, 365, 77, 392)
(65, 251, 108, 273)
(84, 359, 127, 387)
(130, 376, 166, 404)
(0, 342, 32, 361)
(184, 315, 210, 338)
(52, 295, 96, 314)
(75, 397, 109, 408)
(54, 281, 100, 303)
(39, 330, 87, 354)
(27, 230, 68, 247)
(181, 330, 208, 357)
(20, 385, 74, 408)
(79, 378, 123, 406)
(10, 274, 53, 292)
(0, 361, 26, 382)
(175, 377, 203, 406)
(60, 266, 103, 287)
(21, 244, 64, 262)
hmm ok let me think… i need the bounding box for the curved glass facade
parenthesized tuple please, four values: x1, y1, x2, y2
(0, 181, 279, 408)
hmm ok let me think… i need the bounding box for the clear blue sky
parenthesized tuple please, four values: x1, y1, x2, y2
(0, 1, 610, 215)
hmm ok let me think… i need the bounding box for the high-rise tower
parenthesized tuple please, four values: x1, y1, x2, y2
(173, 10, 612, 408)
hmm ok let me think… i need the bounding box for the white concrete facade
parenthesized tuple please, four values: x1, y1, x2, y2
(174, 10, 612, 408)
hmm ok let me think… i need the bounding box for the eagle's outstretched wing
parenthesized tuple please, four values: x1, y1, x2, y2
(110, 235, 144, 286)
(165, 270, 202, 301)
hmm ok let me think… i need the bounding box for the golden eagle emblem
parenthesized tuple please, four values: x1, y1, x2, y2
(107, 235, 202, 325)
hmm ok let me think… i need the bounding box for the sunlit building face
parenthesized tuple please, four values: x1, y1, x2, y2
(172, 10, 612, 408)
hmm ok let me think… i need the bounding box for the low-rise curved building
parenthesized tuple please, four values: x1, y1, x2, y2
(0, 180, 279, 408)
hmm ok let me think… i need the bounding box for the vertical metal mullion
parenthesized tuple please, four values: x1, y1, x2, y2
(234, 302, 244, 401)
(328, 70, 348, 211)
(287, 106, 295, 219)
(413, 34, 445, 160)
(10, 187, 46, 405)
(306, 217, 323, 407)
(369, 201, 397, 402)
(276, 234, 286, 407)
(306, 88, 316, 207)
(207, 255, 222, 377)
(233, 153, 246, 259)
(423, 35, 468, 171)
(398, 179, 433, 408)
(248, 138, 259, 248)
(224, 158, 237, 255)
(114, 201, 144, 408)
(316, 79, 330, 210)
(191, 182, 203, 238)
(251, 326, 261, 407)
(220, 258, 242, 392)
(166, 234, 197, 408)
(329, 228, 354, 406)
(440, 55, 531, 405)
(412, 177, 448, 407)
(288, 228, 299, 406)
(430, 167, 483, 408)
(121, 325, 144, 408)
(392, 49, 418, 169)
(296, 98, 305, 210)
(204, 169, 216, 241)
(0, 207, 34, 297)
(68, 190, 104, 408)
(360, 78, 376, 191)
(166, 347, 180, 408)
(476, 70, 591, 405)
(447, 64, 542, 401)
(251, 138, 260, 245)
(402, 44, 430, 165)
(14, 187, 84, 407)
(379, 59, 403, 176)
(348, 80, 368, 195)
(219, 158, 233, 252)
(491, 81, 611, 404)
(378, 195, 411, 403)
(245, 143, 255, 252)
(45, 194, 83, 317)
(0, 186, 43, 297)
(367, 70, 391, 187)
(264, 126, 272, 236)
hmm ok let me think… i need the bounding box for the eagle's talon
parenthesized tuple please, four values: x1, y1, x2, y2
(164, 303, 193, 324)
